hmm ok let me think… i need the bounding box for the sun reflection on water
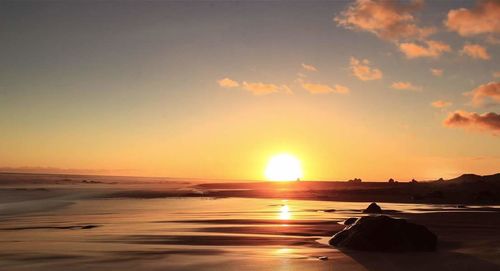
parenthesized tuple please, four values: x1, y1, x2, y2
(279, 204, 291, 220)
(275, 247, 294, 255)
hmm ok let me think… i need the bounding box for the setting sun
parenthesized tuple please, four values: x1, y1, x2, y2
(265, 154, 303, 181)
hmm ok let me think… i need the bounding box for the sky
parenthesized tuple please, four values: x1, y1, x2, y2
(0, 0, 498, 181)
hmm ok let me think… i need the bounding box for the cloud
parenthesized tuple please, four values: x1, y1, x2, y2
(464, 81, 500, 106)
(431, 100, 452, 108)
(217, 77, 291, 95)
(297, 72, 307, 79)
(445, 0, 500, 38)
(443, 110, 500, 135)
(302, 63, 318, 72)
(430, 68, 443, 77)
(300, 81, 350, 94)
(335, 0, 435, 42)
(399, 40, 451, 59)
(217, 77, 239, 88)
(460, 44, 490, 60)
(494, 71, 500, 78)
(486, 35, 500, 45)
(280, 85, 293, 95)
(391, 81, 422, 91)
(349, 57, 383, 81)
(242, 81, 291, 96)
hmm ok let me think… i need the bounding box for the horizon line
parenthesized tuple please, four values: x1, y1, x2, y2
(0, 170, 497, 183)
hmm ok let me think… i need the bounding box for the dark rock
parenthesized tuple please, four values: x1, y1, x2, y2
(362, 202, 382, 213)
(348, 178, 362, 183)
(454, 173, 483, 183)
(344, 217, 358, 225)
(329, 215, 437, 252)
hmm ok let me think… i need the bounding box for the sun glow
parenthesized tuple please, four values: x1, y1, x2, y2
(265, 154, 303, 181)
(279, 204, 291, 220)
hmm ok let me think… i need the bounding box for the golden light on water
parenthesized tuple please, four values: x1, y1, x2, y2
(279, 204, 291, 220)
(275, 248, 294, 255)
(265, 154, 303, 181)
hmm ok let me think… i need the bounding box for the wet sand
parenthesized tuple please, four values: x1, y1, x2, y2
(0, 175, 499, 270)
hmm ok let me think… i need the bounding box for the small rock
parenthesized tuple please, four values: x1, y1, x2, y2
(362, 202, 382, 214)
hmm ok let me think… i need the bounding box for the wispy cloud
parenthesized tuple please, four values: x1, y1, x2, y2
(443, 110, 500, 135)
(464, 82, 500, 106)
(301, 63, 318, 72)
(242, 81, 291, 96)
(399, 40, 451, 59)
(391, 81, 422, 91)
(430, 68, 443, 77)
(460, 44, 491, 60)
(431, 100, 452, 108)
(300, 81, 350, 94)
(445, 0, 500, 40)
(217, 77, 239, 88)
(335, 0, 434, 42)
(349, 57, 383, 81)
(297, 72, 307, 79)
(486, 35, 500, 45)
(217, 78, 291, 95)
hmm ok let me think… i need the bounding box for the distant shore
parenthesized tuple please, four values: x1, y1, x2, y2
(1, 172, 499, 205)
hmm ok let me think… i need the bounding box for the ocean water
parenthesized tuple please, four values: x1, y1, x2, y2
(0, 187, 498, 271)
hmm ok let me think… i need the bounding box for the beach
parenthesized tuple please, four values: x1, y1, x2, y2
(2, 0, 499, 270)
(0, 173, 499, 271)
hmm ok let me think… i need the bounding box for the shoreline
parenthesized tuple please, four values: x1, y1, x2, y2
(0, 182, 499, 271)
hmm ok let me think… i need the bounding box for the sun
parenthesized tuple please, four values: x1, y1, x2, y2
(265, 154, 303, 181)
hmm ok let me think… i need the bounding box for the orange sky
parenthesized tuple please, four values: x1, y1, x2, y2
(0, 1, 499, 181)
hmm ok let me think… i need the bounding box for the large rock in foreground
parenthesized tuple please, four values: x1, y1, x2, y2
(329, 215, 437, 252)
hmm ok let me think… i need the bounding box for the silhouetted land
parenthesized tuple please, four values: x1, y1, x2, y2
(193, 173, 500, 204)
(1, 172, 498, 204)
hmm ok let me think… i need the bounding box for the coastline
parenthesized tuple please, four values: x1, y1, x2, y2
(0, 173, 499, 270)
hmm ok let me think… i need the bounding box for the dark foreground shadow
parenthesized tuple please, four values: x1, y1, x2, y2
(340, 249, 500, 271)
